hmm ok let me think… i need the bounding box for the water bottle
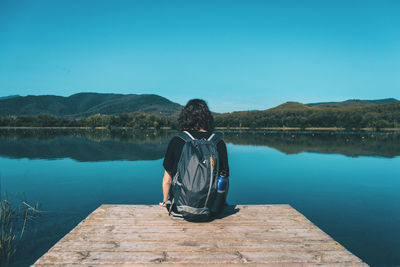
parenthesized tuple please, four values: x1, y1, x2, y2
(211, 174, 227, 215)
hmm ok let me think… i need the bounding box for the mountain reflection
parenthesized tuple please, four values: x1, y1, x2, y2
(0, 129, 399, 161)
(0, 128, 174, 161)
(220, 131, 400, 158)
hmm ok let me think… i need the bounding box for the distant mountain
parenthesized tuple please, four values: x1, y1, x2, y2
(0, 95, 20, 100)
(307, 98, 398, 108)
(0, 92, 182, 117)
(271, 101, 310, 110)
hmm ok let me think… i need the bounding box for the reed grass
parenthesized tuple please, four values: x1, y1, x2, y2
(0, 184, 40, 266)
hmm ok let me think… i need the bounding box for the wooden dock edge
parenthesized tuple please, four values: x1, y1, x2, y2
(33, 204, 368, 266)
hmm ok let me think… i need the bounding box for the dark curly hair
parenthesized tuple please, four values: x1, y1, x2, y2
(178, 99, 214, 131)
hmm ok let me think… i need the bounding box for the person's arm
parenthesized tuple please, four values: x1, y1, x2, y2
(160, 170, 172, 206)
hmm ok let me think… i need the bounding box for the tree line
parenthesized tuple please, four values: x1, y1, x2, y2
(214, 102, 400, 130)
(0, 113, 176, 129)
(0, 102, 399, 130)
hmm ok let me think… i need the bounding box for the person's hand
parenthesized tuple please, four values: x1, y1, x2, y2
(159, 201, 166, 207)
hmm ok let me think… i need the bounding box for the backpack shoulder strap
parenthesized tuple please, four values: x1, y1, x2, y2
(177, 131, 220, 145)
(207, 133, 221, 146)
(176, 131, 196, 142)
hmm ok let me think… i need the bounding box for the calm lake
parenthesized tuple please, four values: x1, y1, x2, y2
(1, 129, 399, 266)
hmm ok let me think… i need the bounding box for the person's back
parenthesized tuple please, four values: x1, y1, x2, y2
(160, 99, 229, 220)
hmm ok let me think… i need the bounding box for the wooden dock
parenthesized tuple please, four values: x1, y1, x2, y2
(34, 204, 367, 266)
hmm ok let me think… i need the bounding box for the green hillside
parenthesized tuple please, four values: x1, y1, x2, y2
(0, 93, 182, 117)
(307, 98, 398, 108)
(215, 101, 400, 129)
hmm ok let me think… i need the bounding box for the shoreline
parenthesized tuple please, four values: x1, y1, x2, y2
(215, 126, 400, 132)
(0, 126, 173, 130)
(0, 126, 400, 132)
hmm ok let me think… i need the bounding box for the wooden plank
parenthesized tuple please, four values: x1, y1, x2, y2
(62, 231, 336, 241)
(33, 205, 368, 266)
(35, 250, 365, 265)
(35, 251, 360, 264)
(89, 205, 296, 216)
(35, 263, 367, 267)
(70, 224, 318, 232)
(48, 240, 348, 253)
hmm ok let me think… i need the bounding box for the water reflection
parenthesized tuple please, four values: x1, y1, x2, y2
(221, 131, 400, 158)
(0, 129, 399, 161)
(0, 128, 174, 161)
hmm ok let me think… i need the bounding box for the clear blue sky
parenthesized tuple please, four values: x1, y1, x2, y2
(0, 0, 399, 112)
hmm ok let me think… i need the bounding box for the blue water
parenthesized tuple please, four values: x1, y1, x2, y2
(1, 132, 400, 266)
